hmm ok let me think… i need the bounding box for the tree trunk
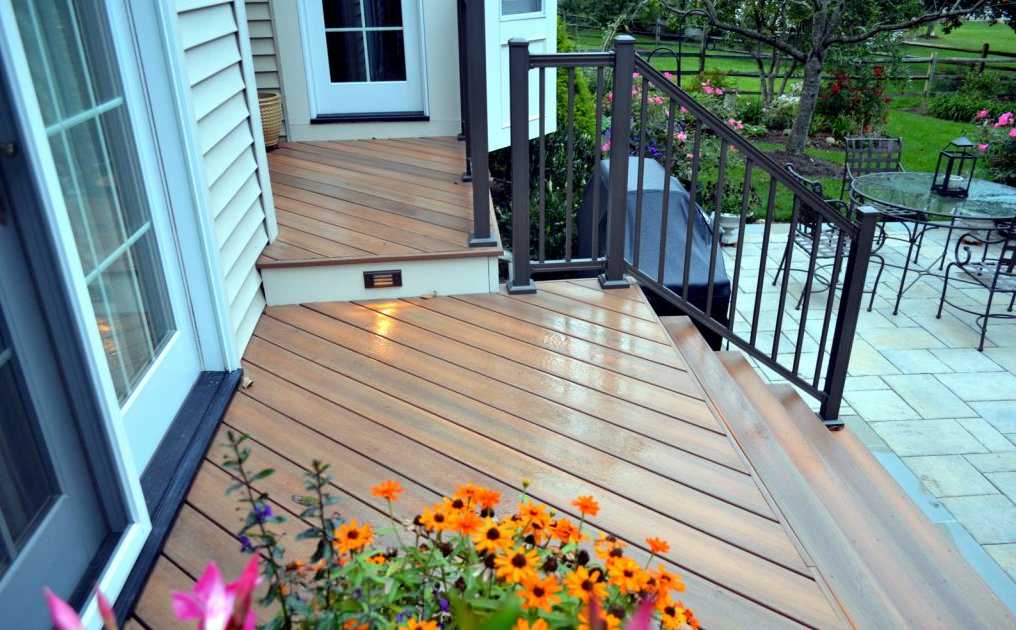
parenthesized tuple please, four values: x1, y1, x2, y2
(786, 54, 823, 155)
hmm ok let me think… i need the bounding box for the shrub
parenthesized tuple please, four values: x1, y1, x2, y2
(813, 65, 890, 137)
(763, 96, 798, 131)
(971, 110, 1016, 186)
(928, 71, 1016, 122)
(736, 98, 764, 126)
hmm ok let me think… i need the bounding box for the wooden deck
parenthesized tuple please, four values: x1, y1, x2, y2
(258, 137, 501, 268)
(130, 280, 1015, 629)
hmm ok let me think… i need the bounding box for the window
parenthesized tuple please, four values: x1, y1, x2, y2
(323, 0, 407, 83)
(14, 0, 174, 401)
(503, 0, 542, 15)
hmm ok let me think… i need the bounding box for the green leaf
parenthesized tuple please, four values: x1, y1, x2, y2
(251, 468, 275, 481)
(479, 604, 522, 630)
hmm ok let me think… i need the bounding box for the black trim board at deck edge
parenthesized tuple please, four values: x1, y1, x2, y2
(310, 111, 429, 124)
(113, 369, 242, 626)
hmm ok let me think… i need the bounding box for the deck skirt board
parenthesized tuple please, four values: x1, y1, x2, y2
(134, 281, 851, 629)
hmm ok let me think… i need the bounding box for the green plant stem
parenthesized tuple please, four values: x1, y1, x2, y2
(313, 466, 334, 608)
(230, 438, 292, 628)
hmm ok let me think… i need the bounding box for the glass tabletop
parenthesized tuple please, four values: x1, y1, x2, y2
(851, 172, 1016, 220)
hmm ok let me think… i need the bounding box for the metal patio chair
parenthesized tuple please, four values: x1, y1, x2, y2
(840, 136, 905, 201)
(938, 222, 1016, 351)
(774, 165, 886, 312)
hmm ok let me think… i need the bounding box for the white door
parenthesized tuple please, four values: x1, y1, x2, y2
(9, 0, 202, 470)
(302, 0, 426, 117)
(486, 0, 557, 151)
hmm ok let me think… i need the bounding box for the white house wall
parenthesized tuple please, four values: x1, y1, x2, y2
(175, 0, 276, 364)
(245, 0, 286, 135)
(271, 0, 463, 141)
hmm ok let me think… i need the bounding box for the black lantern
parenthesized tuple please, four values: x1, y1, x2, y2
(932, 137, 978, 198)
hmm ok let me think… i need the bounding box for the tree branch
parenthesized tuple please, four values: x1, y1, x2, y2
(826, 0, 989, 46)
(662, 0, 807, 61)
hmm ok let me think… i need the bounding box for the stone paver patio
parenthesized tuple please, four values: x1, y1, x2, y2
(723, 222, 1016, 606)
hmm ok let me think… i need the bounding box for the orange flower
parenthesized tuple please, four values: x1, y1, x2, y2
(477, 487, 502, 510)
(494, 546, 540, 584)
(398, 619, 439, 630)
(646, 536, 670, 555)
(607, 557, 649, 594)
(517, 500, 549, 523)
(419, 504, 452, 532)
(518, 574, 561, 612)
(572, 495, 600, 517)
(514, 619, 548, 630)
(451, 509, 484, 536)
(334, 519, 373, 554)
(594, 534, 626, 562)
(444, 495, 471, 513)
(550, 518, 585, 545)
(454, 483, 483, 503)
(659, 600, 690, 630)
(563, 566, 607, 603)
(472, 518, 514, 555)
(367, 554, 386, 565)
(650, 565, 685, 596)
(371, 480, 404, 502)
(343, 620, 368, 630)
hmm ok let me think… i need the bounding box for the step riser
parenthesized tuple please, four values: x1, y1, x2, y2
(261, 255, 500, 305)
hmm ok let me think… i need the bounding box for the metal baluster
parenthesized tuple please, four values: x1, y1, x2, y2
(466, 0, 495, 247)
(565, 68, 575, 262)
(793, 215, 822, 375)
(771, 193, 799, 361)
(681, 127, 702, 298)
(750, 179, 778, 347)
(813, 230, 845, 388)
(538, 66, 546, 262)
(705, 140, 728, 318)
(821, 206, 877, 422)
(507, 39, 535, 294)
(591, 67, 604, 260)
(657, 98, 678, 285)
(726, 160, 754, 332)
(632, 74, 649, 270)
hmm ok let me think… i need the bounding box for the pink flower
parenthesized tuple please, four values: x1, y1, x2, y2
(976, 109, 989, 120)
(632, 72, 640, 79)
(977, 143, 989, 153)
(995, 112, 1014, 127)
(727, 118, 736, 126)
(173, 563, 234, 630)
(680, 106, 688, 114)
(676, 131, 688, 143)
(601, 141, 611, 152)
(173, 558, 261, 630)
(1010, 128, 1016, 138)
(45, 589, 85, 630)
(98, 591, 117, 630)
(605, 91, 613, 102)
(702, 85, 715, 95)
(663, 71, 674, 81)
(715, 88, 725, 95)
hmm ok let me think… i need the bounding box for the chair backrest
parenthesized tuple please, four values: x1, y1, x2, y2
(1001, 238, 1016, 277)
(784, 164, 846, 231)
(844, 136, 903, 178)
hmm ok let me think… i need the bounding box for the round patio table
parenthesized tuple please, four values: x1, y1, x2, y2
(851, 171, 1016, 220)
(851, 172, 1016, 315)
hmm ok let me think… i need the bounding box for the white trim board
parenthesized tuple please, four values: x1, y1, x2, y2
(261, 255, 500, 306)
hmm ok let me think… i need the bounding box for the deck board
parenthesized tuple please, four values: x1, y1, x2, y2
(134, 281, 849, 629)
(260, 138, 500, 268)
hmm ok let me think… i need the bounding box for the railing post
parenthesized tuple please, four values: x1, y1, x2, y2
(466, 0, 496, 247)
(456, 0, 472, 180)
(820, 205, 878, 425)
(599, 35, 634, 289)
(506, 38, 536, 294)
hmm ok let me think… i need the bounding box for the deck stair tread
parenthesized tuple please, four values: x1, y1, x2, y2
(257, 137, 501, 270)
(662, 315, 1015, 630)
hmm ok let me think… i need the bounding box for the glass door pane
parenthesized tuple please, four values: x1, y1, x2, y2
(323, 0, 407, 83)
(0, 328, 59, 575)
(13, 0, 174, 402)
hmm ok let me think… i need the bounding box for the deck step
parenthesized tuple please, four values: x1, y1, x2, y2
(661, 315, 1016, 630)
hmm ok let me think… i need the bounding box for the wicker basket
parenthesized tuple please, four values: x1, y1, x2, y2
(258, 91, 283, 149)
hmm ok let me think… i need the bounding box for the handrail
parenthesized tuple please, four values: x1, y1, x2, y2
(503, 36, 879, 424)
(633, 57, 858, 235)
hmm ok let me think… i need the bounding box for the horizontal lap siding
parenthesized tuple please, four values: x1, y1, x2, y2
(244, 0, 285, 134)
(179, 0, 271, 358)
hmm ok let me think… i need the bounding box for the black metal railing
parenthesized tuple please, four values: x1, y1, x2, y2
(504, 35, 879, 424)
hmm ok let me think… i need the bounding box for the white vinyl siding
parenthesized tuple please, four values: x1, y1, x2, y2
(245, 0, 285, 134)
(176, 0, 272, 359)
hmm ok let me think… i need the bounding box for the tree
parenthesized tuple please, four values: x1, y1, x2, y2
(665, 1, 1014, 155)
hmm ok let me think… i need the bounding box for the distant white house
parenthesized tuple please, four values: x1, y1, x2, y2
(0, 1, 554, 627)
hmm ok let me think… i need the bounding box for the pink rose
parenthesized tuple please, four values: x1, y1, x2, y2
(663, 71, 674, 81)
(676, 131, 688, 143)
(995, 112, 1014, 127)
(715, 88, 725, 95)
(976, 109, 989, 120)
(977, 143, 989, 153)
(601, 141, 611, 152)
(1010, 128, 1016, 138)
(680, 106, 688, 114)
